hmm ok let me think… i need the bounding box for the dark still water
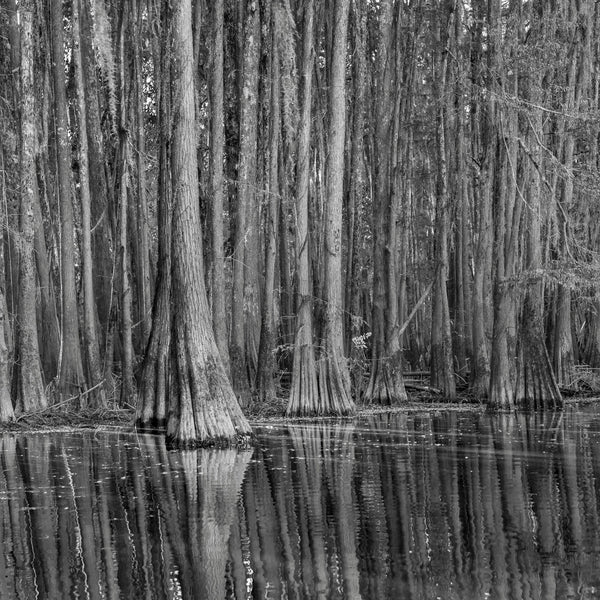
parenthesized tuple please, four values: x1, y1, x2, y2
(1, 410, 600, 599)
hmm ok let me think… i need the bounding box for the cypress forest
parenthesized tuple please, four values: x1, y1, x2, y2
(1, 0, 600, 447)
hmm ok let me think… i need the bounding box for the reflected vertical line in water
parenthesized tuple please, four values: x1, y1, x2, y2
(528, 413, 562, 600)
(355, 419, 391, 600)
(75, 436, 104, 600)
(237, 495, 254, 599)
(127, 441, 154, 600)
(562, 428, 584, 551)
(125, 446, 143, 595)
(111, 441, 138, 598)
(146, 439, 192, 597)
(408, 416, 428, 600)
(263, 435, 300, 599)
(146, 436, 178, 600)
(289, 425, 329, 599)
(498, 415, 528, 600)
(226, 499, 249, 599)
(93, 441, 119, 600)
(156, 490, 169, 600)
(394, 417, 418, 600)
(242, 457, 266, 597)
(579, 427, 600, 570)
(180, 450, 202, 596)
(472, 422, 492, 598)
(329, 425, 361, 600)
(0, 440, 10, 599)
(61, 446, 90, 600)
(15, 439, 40, 600)
(197, 450, 253, 600)
(2, 436, 33, 600)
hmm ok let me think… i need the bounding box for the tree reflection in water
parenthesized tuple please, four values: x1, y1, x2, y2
(0, 411, 600, 598)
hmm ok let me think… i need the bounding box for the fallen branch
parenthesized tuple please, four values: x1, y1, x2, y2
(396, 281, 434, 339)
(15, 380, 106, 422)
(404, 382, 442, 394)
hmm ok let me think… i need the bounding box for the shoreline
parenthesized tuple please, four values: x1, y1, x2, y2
(0, 395, 597, 436)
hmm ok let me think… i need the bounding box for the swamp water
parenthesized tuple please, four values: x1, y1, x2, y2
(1, 410, 600, 599)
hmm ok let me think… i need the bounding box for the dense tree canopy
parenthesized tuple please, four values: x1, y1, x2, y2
(1, 0, 599, 443)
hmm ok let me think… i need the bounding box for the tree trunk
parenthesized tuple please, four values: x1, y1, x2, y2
(209, 0, 230, 370)
(51, 0, 85, 399)
(550, 1, 584, 388)
(452, 0, 472, 373)
(14, 0, 47, 413)
(256, 8, 280, 404)
(430, 4, 455, 399)
(514, 15, 561, 410)
(81, 0, 113, 350)
(317, 0, 355, 416)
(364, 0, 407, 405)
(117, 7, 134, 407)
(470, 0, 495, 397)
(136, 1, 171, 429)
(287, 0, 320, 416)
(0, 152, 14, 422)
(167, 0, 251, 448)
(488, 19, 521, 410)
(73, 0, 107, 408)
(230, 0, 261, 405)
(345, 0, 367, 392)
(33, 179, 60, 382)
(133, 0, 152, 350)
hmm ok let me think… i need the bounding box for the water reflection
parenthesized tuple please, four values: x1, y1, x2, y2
(243, 412, 600, 600)
(1, 411, 600, 599)
(0, 433, 252, 600)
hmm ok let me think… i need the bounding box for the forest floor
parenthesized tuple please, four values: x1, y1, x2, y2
(0, 392, 598, 434)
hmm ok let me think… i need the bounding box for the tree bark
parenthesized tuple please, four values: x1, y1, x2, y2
(33, 179, 60, 382)
(345, 0, 367, 391)
(514, 7, 562, 410)
(133, 0, 152, 350)
(73, 0, 107, 408)
(136, 0, 171, 429)
(256, 6, 281, 404)
(209, 0, 230, 370)
(14, 0, 47, 413)
(287, 0, 320, 416)
(51, 0, 86, 399)
(430, 3, 456, 399)
(470, 0, 495, 397)
(167, 0, 251, 448)
(117, 6, 134, 406)
(0, 152, 14, 422)
(364, 0, 408, 405)
(317, 0, 355, 416)
(81, 0, 113, 348)
(488, 12, 521, 410)
(230, 0, 261, 405)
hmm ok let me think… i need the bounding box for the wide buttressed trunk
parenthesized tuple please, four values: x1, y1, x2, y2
(516, 296, 562, 410)
(287, 0, 319, 417)
(317, 0, 355, 416)
(514, 51, 562, 411)
(167, 0, 251, 448)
